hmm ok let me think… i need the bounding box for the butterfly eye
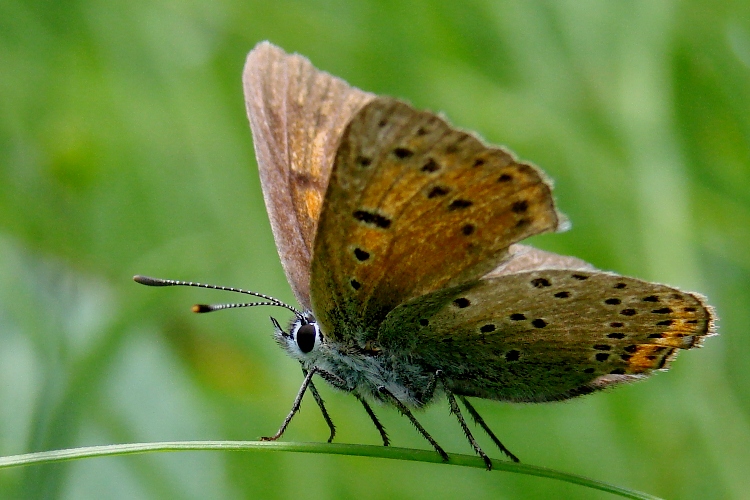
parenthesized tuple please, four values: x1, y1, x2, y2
(296, 323, 317, 354)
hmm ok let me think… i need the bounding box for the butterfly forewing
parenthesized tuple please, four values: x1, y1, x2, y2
(378, 269, 715, 402)
(311, 97, 565, 343)
(244, 42, 374, 308)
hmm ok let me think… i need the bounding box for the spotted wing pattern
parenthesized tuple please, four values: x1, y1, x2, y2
(378, 267, 716, 402)
(310, 97, 566, 343)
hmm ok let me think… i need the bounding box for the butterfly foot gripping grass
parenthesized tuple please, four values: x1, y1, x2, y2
(135, 42, 715, 470)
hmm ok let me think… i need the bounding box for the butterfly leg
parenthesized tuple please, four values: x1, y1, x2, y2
(305, 370, 336, 443)
(446, 391, 492, 470)
(377, 386, 449, 462)
(355, 394, 390, 446)
(261, 366, 318, 441)
(421, 369, 442, 403)
(458, 395, 519, 463)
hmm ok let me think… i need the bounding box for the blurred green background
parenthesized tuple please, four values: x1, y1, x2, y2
(1, 0, 748, 498)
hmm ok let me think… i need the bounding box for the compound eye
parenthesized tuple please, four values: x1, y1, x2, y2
(296, 324, 316, 354)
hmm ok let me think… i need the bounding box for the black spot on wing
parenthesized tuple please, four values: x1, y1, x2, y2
(354, 248, 370, 261)
(453, 297, 470, 308)
(421, 158, 440, 173)
(353, 210, 392, 229)
(511, 200, 528, 213)
(393, 147, 413, 159)
(427, 185, 450, 198)
(461, 224, 475, 235)
(530, 277, 551, 288)
(356, 156, 372, 168)
(448, 199, 473, 211)
(652, 308, 672, 314)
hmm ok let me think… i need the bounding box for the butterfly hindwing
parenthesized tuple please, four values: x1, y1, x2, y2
(243, 42, 374, 308)
(377, 267, 715, 402)
(310, 97, 566, 343)
(483, 244, 596, 276)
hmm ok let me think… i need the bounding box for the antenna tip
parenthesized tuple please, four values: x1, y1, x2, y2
(192, 304, 211, 313)
(134, 275, 168, 286)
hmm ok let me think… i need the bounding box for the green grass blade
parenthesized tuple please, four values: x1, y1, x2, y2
(0, 441, 662, 500)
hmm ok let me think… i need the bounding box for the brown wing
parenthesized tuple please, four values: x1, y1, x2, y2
(243, 41, 374, 309)
(310, 97, 566, 343)
(377, 267, 716, 403)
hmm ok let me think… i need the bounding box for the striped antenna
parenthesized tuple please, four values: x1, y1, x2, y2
(133, 275, 302, 317)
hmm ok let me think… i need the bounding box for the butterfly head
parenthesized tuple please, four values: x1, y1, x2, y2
(132, 276, 328, 361)
(272, 312, 324, 361)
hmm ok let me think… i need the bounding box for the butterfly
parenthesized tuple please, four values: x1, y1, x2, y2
(135, 41, 716, 469)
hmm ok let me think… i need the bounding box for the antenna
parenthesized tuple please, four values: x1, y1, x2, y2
(133, 275, 302, 318)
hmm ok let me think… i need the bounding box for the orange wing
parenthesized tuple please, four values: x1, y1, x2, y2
(310, 98, 566, 344)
